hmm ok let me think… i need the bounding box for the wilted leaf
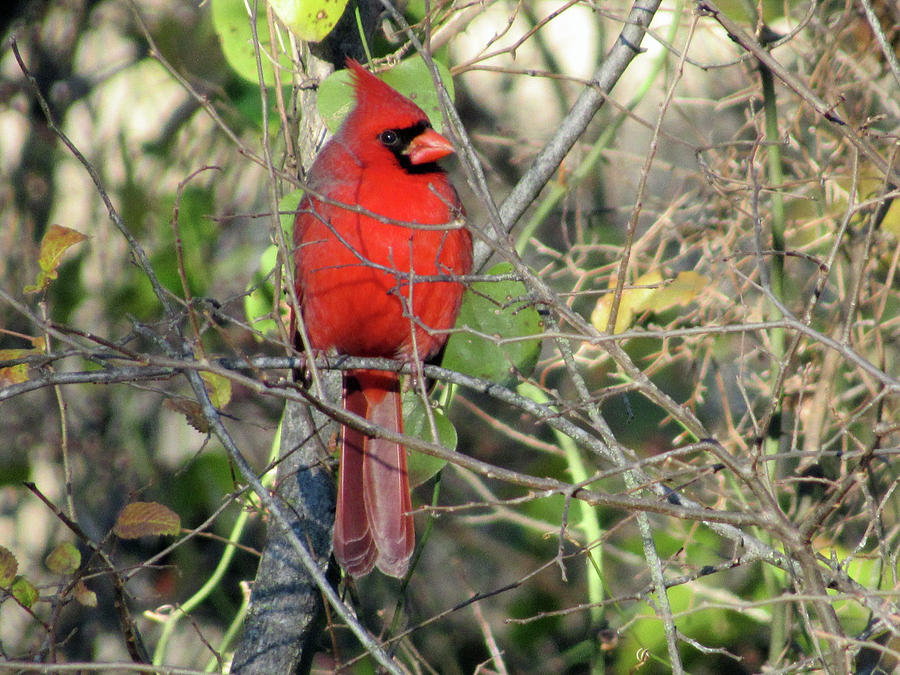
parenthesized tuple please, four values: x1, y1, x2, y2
(113, 502, 181, 539)
(442, 263, 543, 385)
(11, 576, 38, 607)
(74, 579, 97, 607)
(45, 542, 81, 575)
(24, 224, 87, 294)
(267, 0, 348, 42)
(0, 546, 18, 587)
(164, 398, 210, 433)
(0, 349, 32, 387)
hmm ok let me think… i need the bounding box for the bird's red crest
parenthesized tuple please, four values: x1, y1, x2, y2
(343, 59, 433, 133)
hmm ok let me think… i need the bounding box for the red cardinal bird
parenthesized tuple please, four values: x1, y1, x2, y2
(293, 59, 472, 577)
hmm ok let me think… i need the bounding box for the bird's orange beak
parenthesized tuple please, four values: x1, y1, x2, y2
(405, 127, 455, 165)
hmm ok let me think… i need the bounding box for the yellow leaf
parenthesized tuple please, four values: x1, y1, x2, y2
(267, 0, 349, 43)
(591, 271, 663, 333)
(590, 270, 709, 334)
(202, 371, 232, 409)
(24, 224, 87, 294)
(880, 201, 900, 238)
(0, 349, 33, 386)
(113, 502, 181, 539)
(0, 366, 28, 386)
(640, 271, 710, 314)
(74, 579, 98, 607)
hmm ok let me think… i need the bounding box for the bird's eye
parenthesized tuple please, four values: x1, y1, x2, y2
(379, 130, 399, 147)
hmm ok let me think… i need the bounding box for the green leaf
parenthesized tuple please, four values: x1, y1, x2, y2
(443, 263, 543, 385)
(278, 188, 305, 239)
(45, 542, 81, 575)
(244, 245, 280, 336)
(202, 371, 232, 409)
(403, 393, 457, 487)
(212, 0, 293, 86)
(11, 576, 38, 607)
(151, 187, 217, 303)
(267, 0, 348, 43)
(317, 57, 455, 134)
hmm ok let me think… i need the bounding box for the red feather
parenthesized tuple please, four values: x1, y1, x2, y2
(293, 59, 472, 577)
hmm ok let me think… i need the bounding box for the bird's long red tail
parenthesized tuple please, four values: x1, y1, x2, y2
(334, 369, 414, 578)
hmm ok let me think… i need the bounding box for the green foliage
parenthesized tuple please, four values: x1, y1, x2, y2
(244, 189, 301, 335)
(223, 76, 287, 130)
(44, 542, 81, 574)
(110, 186, 217, 320)
(11, 576, 38, 608)
(244, 245, 281, 336)
(403, 392, 457, 487)
(443, 263, 542, 385)
(168, 452, 237, 525)
(211, 0, 293, 87)
(158, 187, 217, 297)
(49, 255, 85, 324)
